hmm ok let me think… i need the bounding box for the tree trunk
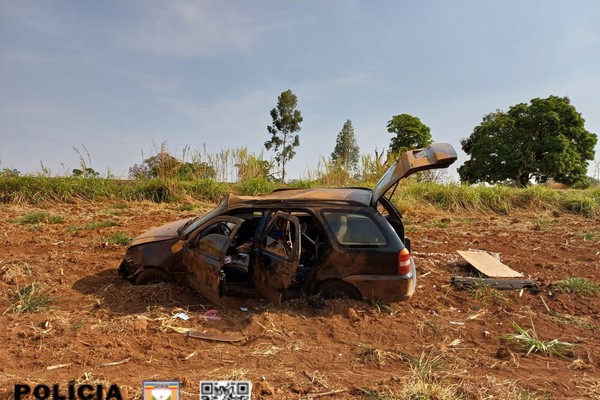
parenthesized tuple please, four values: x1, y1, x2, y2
(282, 161, 286, 184)
(516, 172, 530, 187)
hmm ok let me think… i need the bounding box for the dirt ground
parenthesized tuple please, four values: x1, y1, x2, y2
(0, 200, 599, 399)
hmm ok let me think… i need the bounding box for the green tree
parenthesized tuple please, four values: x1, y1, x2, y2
(72, 168, 99, 178)
(387, 114, 432, 154)
(331, 119, 360, 173)
(459, 96, 597, 187)
(264, 89, 303, 183)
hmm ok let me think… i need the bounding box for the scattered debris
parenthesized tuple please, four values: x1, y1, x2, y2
(457, 250, 523, 278)
(173, 312, 190, 321)
(164, 325, 192, 334)
(46, 363, 71, 370)
(467, 310, 487, 320)
(540, 295, 551, 312)
(98, 358, 130, 367)
(188, 330, 244, 342)
(202, 309, 221, 321)
(451, 277, 540, 292)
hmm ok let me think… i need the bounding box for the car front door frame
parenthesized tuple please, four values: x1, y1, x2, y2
(251, 211, 301, 304)
(181, 215, 244, 306)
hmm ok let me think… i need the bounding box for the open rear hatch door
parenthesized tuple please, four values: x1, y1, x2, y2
(251, 211, 301, 304)
(371, 143, 457, 207)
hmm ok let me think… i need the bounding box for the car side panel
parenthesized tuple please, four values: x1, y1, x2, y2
(306, 208, 410, 300)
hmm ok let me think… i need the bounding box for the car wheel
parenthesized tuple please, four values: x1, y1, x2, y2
(134, 268, 174, 285)
(316, 280, 362, 300)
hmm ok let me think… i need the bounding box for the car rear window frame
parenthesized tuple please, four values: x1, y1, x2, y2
(321, 210, 389, 248)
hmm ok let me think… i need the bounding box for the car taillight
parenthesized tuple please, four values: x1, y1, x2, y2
(398, 248, 411, 275)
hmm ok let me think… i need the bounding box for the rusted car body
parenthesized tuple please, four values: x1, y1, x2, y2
(118, 143, 457, 305)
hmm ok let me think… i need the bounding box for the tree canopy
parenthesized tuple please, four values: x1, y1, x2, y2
(72, 168, 99, 178)
(331, 119, 360, 172)
(387, 114, 432, 154)
(264, 89, 303, 183)
(458, 96, 597, 187)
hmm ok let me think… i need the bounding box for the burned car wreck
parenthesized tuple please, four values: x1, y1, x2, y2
(118, 143, 457, 305)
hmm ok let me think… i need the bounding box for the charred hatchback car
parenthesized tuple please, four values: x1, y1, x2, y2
(118, 143, 457, 305)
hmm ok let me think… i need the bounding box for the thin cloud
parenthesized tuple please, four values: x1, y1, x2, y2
(161, 90, 273, 138)
(120, 2, 286, 57)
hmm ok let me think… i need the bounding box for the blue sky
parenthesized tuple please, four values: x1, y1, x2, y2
(1, 1, 599, 180)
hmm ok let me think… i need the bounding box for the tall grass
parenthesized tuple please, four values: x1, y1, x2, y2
(2, 175, 599, 216)
(391, 181, 599, 216)
(2, 147, 600, 217)
(0, 176, 230, 204)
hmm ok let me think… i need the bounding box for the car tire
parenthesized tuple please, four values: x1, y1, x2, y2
(316, 280, 362, 300)
(134, 268, 175, 285)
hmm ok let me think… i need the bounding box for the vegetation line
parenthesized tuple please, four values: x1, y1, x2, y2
(1, 176, 598, 217)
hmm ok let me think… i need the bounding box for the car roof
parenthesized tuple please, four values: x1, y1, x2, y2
(226, 187, 373, 208)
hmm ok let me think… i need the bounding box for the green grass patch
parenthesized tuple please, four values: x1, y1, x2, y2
(563, 194, 597, 217)
(502, 321, 575, 358)
(423, 220, 451, 229)
(177, 203, 200, 211)
(68, 220, 118, 233)
(536, 218, 553, 231)
(579, 231, 599, 241)
(554, 277, 600, 296)
(3, 283, 53, 315)
(454, 217, 479, 223)
(15, 212, 63, 225)
(547, 312, 597, 330)
(468, 278, 509, 304)
(100, 232, 132, 246)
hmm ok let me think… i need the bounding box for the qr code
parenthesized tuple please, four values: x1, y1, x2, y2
(200, 381, 252, 400)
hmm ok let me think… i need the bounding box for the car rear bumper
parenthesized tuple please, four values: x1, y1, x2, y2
(343, 259, 417, 302)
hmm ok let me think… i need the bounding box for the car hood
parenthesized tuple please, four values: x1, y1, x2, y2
(371, 143, 457, 207)
(128, 218, 193, 247)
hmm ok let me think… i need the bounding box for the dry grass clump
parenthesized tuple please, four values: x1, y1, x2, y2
(0, 260, 34, 285)
(577, 377, 600, 399)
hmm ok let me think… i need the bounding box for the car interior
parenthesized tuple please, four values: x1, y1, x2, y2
(221, 210, 325, 293)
